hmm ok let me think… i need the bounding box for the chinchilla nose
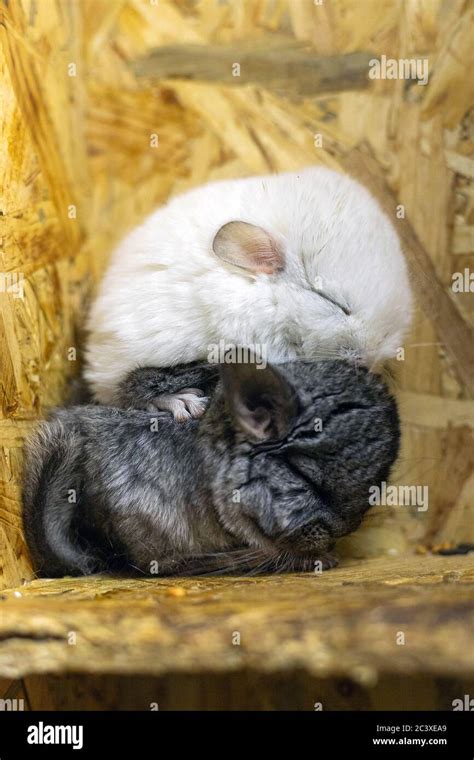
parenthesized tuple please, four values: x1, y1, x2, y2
(279, 517, 332, 556)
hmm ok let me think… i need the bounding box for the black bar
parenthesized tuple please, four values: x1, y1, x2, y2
(0, 711, 472, 757)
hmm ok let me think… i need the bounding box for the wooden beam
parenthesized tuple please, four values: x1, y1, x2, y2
(132, 44, 374, 96)
(342, 146, 474, 395)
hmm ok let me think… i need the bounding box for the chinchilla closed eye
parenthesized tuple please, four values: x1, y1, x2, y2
(22, 359, 400, 577)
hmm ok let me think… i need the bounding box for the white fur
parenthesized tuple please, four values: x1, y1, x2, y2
(85, 167, 412, 403)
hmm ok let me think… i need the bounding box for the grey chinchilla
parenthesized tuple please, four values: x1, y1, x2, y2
(22, 360, 400, 577)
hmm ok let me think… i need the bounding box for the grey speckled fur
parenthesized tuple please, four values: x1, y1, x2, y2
(22, 360, 400, 577)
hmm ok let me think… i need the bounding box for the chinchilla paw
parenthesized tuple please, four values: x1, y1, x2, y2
(147, 390, 209, 422)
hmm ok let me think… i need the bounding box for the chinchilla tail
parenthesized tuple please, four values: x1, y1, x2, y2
(22, 417, 101, 577)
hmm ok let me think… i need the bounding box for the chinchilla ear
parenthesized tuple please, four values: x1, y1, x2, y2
(212, 221, 284, 275)
(220, 361, 297, 441)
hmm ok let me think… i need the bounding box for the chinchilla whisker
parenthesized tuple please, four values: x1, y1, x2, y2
(247, 557, 272, 576)
(178, 548, 271, 576)
(276, 552, 288, 568)
(129, 563, 148, 575)
(274, 552, 287, 574)
(213, 549, 275, 576)
(285, 551, 295, 573)
(298, 352, 344, 360)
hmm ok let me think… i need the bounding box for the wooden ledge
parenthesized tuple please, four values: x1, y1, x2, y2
(0, 555, 473, 682)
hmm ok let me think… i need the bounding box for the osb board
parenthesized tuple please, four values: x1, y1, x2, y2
(0, 556, 473, 681)
(0, 0, 473, 590)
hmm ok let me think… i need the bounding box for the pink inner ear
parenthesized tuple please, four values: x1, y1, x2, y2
(212, 221, 284, 275)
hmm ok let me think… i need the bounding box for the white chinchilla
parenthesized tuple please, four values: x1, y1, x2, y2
(85, 166, 412, 405)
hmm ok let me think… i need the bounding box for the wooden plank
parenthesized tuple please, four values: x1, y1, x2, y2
(342, 146, 474, 395)
(0, 556, 473, 681)
(132, 44, 374, 96)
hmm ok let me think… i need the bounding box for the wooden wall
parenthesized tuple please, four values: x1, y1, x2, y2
(6, 672, 474, 711)
(0, 0, 472, 590)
